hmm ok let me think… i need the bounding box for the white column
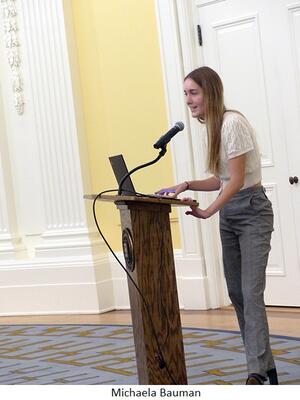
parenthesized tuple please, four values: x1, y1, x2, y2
(0, 0, 114, 315)
(18, 0, 87, 256)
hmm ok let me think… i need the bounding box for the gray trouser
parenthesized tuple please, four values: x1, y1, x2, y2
(219, 185, 276, 377)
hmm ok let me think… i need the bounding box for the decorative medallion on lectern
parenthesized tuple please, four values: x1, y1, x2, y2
(122, 228, 135, 272)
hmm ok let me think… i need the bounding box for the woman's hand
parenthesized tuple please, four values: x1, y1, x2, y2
(181, 197, 212, 219)
(185, 207, 211, 219)
(155, 182, 188, 198)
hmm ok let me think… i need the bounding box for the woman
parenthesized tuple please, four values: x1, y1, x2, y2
(156, 66, 278, 385)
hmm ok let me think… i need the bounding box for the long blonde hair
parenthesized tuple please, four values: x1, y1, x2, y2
(184, 67, 226, 175)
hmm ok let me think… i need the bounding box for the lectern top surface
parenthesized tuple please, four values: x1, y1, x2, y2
(84, 194, 199, 207)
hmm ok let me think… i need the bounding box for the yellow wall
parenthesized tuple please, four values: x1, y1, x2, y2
(71, 0, 180, 250)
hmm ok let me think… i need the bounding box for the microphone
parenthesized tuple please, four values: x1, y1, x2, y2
(153, 122, 184, 149)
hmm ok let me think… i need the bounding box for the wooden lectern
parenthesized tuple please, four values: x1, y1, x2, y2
(85, 194, 198, 385)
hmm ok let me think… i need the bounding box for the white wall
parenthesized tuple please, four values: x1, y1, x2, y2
(0, 0, 230, 316)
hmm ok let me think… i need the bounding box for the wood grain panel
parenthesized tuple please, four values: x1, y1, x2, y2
(117, 200, 187, 384)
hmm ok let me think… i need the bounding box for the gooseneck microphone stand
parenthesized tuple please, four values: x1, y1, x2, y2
(118, 146, 167, 195)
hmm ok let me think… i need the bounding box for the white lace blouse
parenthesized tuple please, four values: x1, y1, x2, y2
(218, 111, 261, 189)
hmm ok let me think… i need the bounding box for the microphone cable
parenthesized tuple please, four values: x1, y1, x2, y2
(92, 189, 178, 384)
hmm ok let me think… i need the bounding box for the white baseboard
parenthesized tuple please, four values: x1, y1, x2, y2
(0, 283, 99, 315)
(109, 250, 210, 310)
(0, 249, 213, 316)
(0, 254, 115, 316)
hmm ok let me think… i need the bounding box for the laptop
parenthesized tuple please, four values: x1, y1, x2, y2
(109, 154, 136, 196)
(109, 154, 180, 200)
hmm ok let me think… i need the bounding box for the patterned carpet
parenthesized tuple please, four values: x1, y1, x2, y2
(0, 324, 299, 385)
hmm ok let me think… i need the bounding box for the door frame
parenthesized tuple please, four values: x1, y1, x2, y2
(155, 0, 229, 309)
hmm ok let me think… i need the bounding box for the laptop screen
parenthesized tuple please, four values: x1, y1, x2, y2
(109, 154, 136, 195)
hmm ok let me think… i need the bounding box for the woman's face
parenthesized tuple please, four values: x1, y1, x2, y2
(183, 78, 205, 118)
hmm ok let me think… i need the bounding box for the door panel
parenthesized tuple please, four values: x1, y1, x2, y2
(195, 0, 300, 305)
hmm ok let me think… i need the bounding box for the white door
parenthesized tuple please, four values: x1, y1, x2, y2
(194, 0, 300, 305)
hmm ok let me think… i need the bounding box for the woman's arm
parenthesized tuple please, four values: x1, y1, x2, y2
(185, 176, 221, 192)
(155, 175, 221, 197)
(185, 154, 246, 219)
(206, 155, 245, 215)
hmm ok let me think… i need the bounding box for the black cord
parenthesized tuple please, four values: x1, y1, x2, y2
(92, 189, 177, 384)
(118, 147, 167, 195)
